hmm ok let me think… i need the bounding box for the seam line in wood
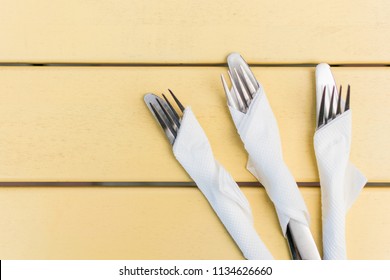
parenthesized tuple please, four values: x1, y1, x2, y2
(0, 182, 387, 187)
(0, 63, 389, 67)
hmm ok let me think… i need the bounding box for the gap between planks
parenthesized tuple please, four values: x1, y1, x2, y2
(0, 63, 389, 67)
(0, 182, 387, 187)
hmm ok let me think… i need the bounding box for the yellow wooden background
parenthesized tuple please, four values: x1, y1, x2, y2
(0, 0, 389, 259)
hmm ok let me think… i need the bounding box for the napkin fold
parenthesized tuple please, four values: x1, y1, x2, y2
(173, 107, 273, 260)
(315, 63, 367, 260)
(228, 89, 310, 236)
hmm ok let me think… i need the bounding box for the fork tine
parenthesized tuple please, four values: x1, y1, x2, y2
(156, 98, 179, 132)
(221, 74, 239, 110)
(168, 89, 185, 113)
(318, 86, 326, 128)
(162, 93, 180, 125)
(234, 68, 252, 105)
(336, 85, 342, 115)
(228, 70, 246, 111)
(150, 102, 177, 138)
(345, 84, 350, 111)
(239, 65, 257, 96)
(328, 86, 335, 121)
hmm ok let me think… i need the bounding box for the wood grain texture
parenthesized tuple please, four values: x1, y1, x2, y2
(0, 0, 389, 64)
(0, 66, 388, 182)
(0, 186, 388, 259)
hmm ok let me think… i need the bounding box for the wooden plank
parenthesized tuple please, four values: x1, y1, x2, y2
(0, 0, 390, 64)
(0, 66, 388, 182)
(0, 186, 388, 259)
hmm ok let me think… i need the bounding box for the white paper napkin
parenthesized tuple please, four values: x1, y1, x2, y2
(173, 107, 273, 260)
(228, 89, 310, 237)
(315, 63, 367, 260)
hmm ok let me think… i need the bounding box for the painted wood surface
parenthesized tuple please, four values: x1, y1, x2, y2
(0, 0, 389, 63)
(0, 0, 388, 260)
(0, 186, 388, 259)
(0, 67, 388, 182)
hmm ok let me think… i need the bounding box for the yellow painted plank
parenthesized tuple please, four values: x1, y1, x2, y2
(0, 67, 388, 182)
(0, 186, 388, 259)
(0, 1, 389, 63)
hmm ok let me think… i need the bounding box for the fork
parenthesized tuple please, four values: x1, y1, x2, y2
(144, 89, 184, 145)
(317, 85, 350, 129)
(221, 65, 259, 113)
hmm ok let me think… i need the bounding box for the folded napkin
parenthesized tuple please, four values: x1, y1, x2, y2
(173, 107, 273, 260)
(225, 53, 319, 259)
(229, 88, 309, 235)
(315, 63, 367, 260)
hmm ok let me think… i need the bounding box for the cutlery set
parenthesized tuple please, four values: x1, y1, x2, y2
(144, 53, 366, 260)
(145, 90, 273, 260)
(314, 63, 366, 260)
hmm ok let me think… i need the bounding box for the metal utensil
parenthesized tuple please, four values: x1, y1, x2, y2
(221, 64, 259, 113)
(144, 90, 184, 145)
(318, 85, 350, 129)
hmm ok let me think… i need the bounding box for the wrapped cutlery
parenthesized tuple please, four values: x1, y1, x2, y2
(144, 91, 273, 260)
(221, 53, 320, 260)
(315, 63, 367, 259)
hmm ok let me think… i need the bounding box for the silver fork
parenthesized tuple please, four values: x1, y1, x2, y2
(144, 89, 184, 145)
(317, 85, 350, 129)
(221, 64, 259, 113)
